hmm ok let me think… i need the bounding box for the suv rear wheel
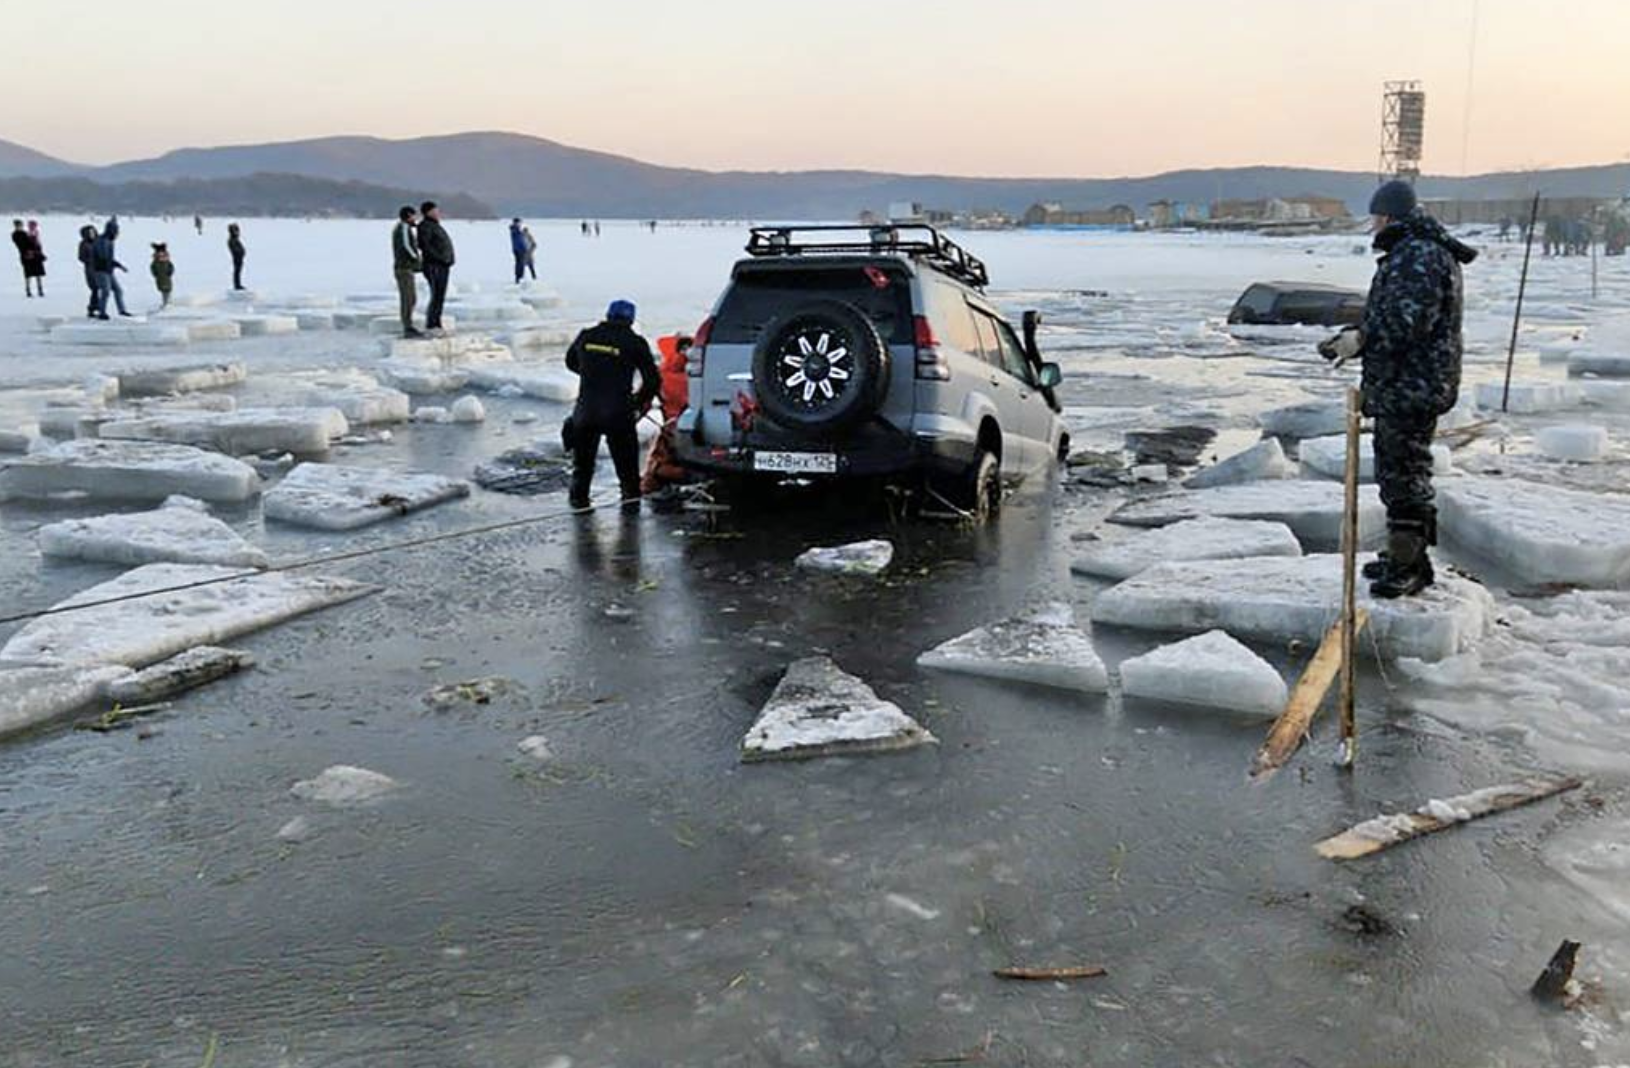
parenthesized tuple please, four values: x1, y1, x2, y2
(750, 300, 889, 435)
(928, 448, 1001, 523)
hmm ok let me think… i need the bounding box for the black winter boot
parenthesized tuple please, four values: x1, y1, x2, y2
(1362, 553, 1389, 580)
(1369, 522, 1435, 599)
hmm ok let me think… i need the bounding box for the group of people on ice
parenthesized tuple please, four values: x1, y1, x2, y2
(10, 216, 249, 312)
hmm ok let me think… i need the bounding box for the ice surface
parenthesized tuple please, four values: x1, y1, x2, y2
(1438, 476, 1630, 587)
(444, 300, 538, 324)
(1071, 516, 1301, 580)
(465, 363, 579, 403)
(916, 602, 1110, 693)
(36, 407, 106, 440)
(0, 564, 375, 670)
(1183, 438, 1295, 488)
(116, 362, 248, 396)
(50, 322, 192, 347)
(1109, 480, 1385, 552)
(1298, 434, 1453, 482)
(369, 314, 457, 335)
(99, 407, 348, 456)
(0, 665, 133, 740)
(741, 657, 935, 761)
(290, 765, 399, 805)
(263, 462, 470, 530)
(1119, 630, 1288, 715)
(795, 539, 894, 576)
(1472, 381, 1581, 414)
(1534, 425, 1609, 462)
(1091, 554, 1494, 662)
(0, 439, 261, 504)
(38, 496, 269, 568)
(105, 646, 255, 706)
(450, 396, 487, 424)
(1258, 399, 1346, 440)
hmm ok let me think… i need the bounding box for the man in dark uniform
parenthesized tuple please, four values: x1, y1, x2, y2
(417, 201, 456, 334)
(1332, 180, 1477, 598)
(566, 299, 660, 512)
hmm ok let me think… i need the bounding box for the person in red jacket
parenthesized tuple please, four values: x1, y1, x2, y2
(640, 333, 694, 494)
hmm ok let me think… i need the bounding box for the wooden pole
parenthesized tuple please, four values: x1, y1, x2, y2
(1501, 192, 1542, 413)
(1338, 387, 1361, 769)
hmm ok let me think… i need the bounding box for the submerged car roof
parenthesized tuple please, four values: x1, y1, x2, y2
(1250, 281, 1366, 295)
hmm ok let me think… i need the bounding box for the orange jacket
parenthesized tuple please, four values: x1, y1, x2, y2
(657, 335, 690, 420)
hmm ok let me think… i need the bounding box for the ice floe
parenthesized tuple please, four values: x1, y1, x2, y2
(1472, 381, 1581, 414)
(465, 363, 579, 403)
(1438, 476, 1630, 587)
(1534, 425, 1609, 463)
(1258, 399, 1346, 440)
(795, 539, 894, 576)
(263, 462, 470, 530)
(1119, 629, 1288, 715)
(1071, 516, 1301, 580)
(0, 665, 132, 740)
(98, 407, 348, 456)
(1183, 438, 1295, 489)
(917, 602, 1110, 693)
(50, 322, 192, 347)
(1109, 480, 1385, 552)
(741, 657, 935, 761)
(116, 362, 248, 396)
(1298, 434, 1453, 482)
(38, 495, 269, 568)
(0, 439, 261, 504)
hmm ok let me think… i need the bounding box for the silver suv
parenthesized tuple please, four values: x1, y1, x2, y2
(673, 225, 1068, 518)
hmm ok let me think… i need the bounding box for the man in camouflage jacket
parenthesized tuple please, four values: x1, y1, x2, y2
(1328, 180, 1477, 598)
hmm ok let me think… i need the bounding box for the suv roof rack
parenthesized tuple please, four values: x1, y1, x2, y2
(745, 224, 990, 290)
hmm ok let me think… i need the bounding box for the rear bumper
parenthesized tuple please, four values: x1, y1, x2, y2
(673, 417, 976, 480)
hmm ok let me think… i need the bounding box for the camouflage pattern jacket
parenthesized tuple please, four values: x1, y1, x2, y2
(1359, 210, 1478, 419)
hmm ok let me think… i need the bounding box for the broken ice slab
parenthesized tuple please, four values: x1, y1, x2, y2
(1257, 399, 1347, 440)
(99, 407, 348, 457)
(1071, 516, 1301, 581)
(116, 362, 248, 396)
(50, 322, 192, 347)
(916, 602, 1110, 694)
(0, 664, 134, 740)
(105, 646, 255, 706)
(1109, 480, 1385, 552)
(465, 363, 580, 403)
(450, 396, 486, 424)
(741, 656, 936, 762)
(293, 311, 336, 331)
(1298, 434, 1453, 483)
(1438, 476, 1630, 587)
(230, 314, 299, 337)
(317, 385, 410, 426)
(1183, 438, 1295, 489)
(1576, 380, 1630, 412)
(38, 496, 269, 569)
(1090, 554, 1494, 662)
(263, 462, 470, 531)
(291, 765, 400, 805)
(444, 300, 539, 325)
(1534, 425, 1609, 462)
(377, 358, 469, 395)
(0, 563, 376, 670)
(1472, 381, 1581, 414)
(1119, 629, 1288, 715)
(794, 539, 894, 576)
(1567, 352, 1630, 379)
(0, 439, 261, 504)
(180, 320, 243, 342)
(380, 333, 511, 365)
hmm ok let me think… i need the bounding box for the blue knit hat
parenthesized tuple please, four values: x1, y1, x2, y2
(607, 299, 636, 323)
(1369, 179, 1418, 219)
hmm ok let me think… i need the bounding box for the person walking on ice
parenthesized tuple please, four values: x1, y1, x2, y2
(150, 243, 175, 308)
(565, 299, 660, 513)
(227, 223, 247, 290)
(90, 217, 133, 319)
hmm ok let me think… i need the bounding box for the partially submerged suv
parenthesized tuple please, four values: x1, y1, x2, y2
(1227, 281, 1366, 327)
(674, 225, 1068, 517)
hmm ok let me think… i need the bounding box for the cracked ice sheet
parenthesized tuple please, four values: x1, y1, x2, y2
(263, 463, 470, 531)
(916, 602, 1110, 694)
(741, 657, 935, 762)
(1090, 554, 1494, 662)
(1072, 516, 1301, 580)
(0, 563, 376, 670)
(1438, 476, 1630, 588)
(1109, 480, 1385, 552)
(38, 497, 269, 569)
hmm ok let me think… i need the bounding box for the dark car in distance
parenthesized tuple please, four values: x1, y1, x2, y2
(1227, 281, 1366, 327)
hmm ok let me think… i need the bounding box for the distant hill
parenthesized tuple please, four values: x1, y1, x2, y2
(1, 131, 1625, 219)
(0, 172, 494, 219)
(0, 137, 81, 179)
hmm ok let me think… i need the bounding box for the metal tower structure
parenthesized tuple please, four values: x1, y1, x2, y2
(1379, 80, 1427, 183)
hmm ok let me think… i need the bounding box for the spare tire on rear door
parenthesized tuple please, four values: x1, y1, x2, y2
(751, 300, 889, 435)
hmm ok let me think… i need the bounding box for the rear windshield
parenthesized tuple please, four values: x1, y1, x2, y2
(713, 265, 914, 346)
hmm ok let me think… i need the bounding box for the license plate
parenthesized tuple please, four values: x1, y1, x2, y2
(754, 450, 838, 474)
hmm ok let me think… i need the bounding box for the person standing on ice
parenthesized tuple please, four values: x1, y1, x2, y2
(1324, 180, 1477, 599)
(509, 218, 529, 284)
(12, 220, 45, 297)
(565, 299, 660, 512)
(76, 225, 98, 318)
(522, 225, 538, 280)
(90, 217, 132, 319)
(227, 223, 247, 290)
(392, 205, 424, 338)
(417, 201, 455, 334)
(149, 243, 175, 308)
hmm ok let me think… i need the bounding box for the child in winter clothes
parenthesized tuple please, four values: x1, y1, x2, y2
(150, 243, 175, 307)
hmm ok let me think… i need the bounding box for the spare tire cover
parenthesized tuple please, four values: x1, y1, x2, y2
(751, 300, 889, 435)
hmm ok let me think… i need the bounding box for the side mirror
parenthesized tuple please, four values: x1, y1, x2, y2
(1022, 310, 1043, 361)
(1037, 362, 1062, 389)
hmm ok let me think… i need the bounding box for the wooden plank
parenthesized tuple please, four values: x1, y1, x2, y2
(1250, 609, 1370, 780)
(993, 965, 1108, 981)
(1314, 776, 1583, 861)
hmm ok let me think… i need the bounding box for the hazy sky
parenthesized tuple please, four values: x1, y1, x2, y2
(10, 0, 1629, 177)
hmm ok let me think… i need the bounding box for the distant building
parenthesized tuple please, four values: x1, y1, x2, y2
(1146, 199, 1208, 228)
(1210, 195, 1349, 223)
(888, 201, 926, 223)
(1022, 202, 1136, 229)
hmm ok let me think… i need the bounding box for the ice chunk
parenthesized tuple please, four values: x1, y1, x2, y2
(1534, 425, 1608, 462)
(1299, 434, 1452, 482)
(465, 363, 579, 403)
(320, 385, 410, 426)
(0, 423, 39, 453)
(99, 407, 347, 457)
(84, 374, 120, 406)
(290, 765, 399, 805)
(450, 396, 487, 424)
(741, 657, 935, 762)
(1472, 381, 1581, 414)
(263, 462, 470, 530)
(369, 314, 456, 336)
(1438, 476, 1630, 587)
(1119, 630, 1288, 715)
(231, 314, 299, 336)
(795, 539, 894, 576)
(379, 334, 508, 365)
(0, 439, 260, 504)
(411, 406, 452, 424)
(1071, 516, 1301, 580)
(0, 564, 375, 669)
(105, 646, 255, 706)
(38, 496, 269, 568)
(505, 325, 573, 349)
(181, 320, 243, 342)
(1183, 438, 1295, 488)
(116, 362, 248, 396)
(50, 322, 191, 347)
(1109, 480, 1385, 552)
(917, 602, 1110, 693)
(1258, 399, 1346, 440)
(377, 358, 468, 395)
(1576, 380, 1630, 412)
(37, 406, 107, 440)
(0, 665, 133, 740)
(1091, 555, 1493, 662)
(444, 300, 538, 324)
(517, 735, 555, 761)
(1130, 463, 1169, 483)
(293, 311, 335, 331)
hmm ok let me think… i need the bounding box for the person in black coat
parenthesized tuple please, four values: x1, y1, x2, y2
(416, 201, 456, 332)
(227, 223, 246, 290)
(76, 226, 98, 317)
(565, 299, 660, 511)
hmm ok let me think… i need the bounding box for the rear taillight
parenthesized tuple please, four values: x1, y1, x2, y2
(914, 315, 949, 381)
(688, 316, 713, 378)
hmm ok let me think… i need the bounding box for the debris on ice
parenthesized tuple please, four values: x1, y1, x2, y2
(1534, 425, 1609, 463)
(1298, 434, 1453, 482)
(741, 657, 935, 762)
(0, 664, 133, 740)
(917, 602, 1110, 694)
(105, 646, 255, 706)
(0, 439, 261, 504)
(1071, 516, 1301, 580)
(99, 407, 348, 456)
(1183, 438, 1295, 489)
(290, 765, 399, 805)
(450, 396, 487, 424)
(38, 495, 269, 568)
(1258, 399, 1347, 440)
(795, 539, 894, 576)
(1438, 476, 1630, 587)
(263, 462, 470, 530)
(1109, 480, 1385, 552)
(1118, 630, 1288, 715)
